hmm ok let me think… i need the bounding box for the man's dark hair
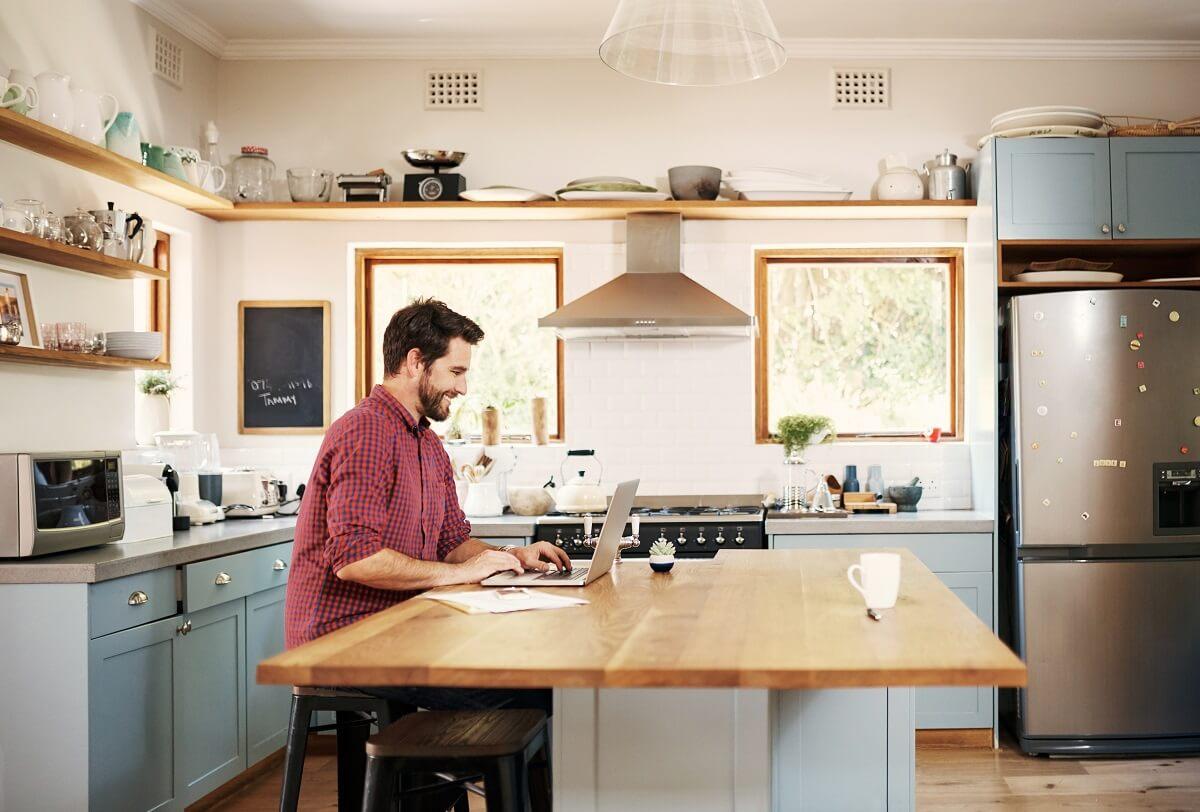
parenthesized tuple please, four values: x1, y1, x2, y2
(382, 298, 484, 376)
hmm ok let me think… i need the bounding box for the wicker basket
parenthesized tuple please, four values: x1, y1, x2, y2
(1103, 115, 1200, 137)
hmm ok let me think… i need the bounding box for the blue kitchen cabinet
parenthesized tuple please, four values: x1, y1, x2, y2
(770, 533, 994, 730)
(1111, 136, 1200, 239)
(88, 614, 179, 812)
(996, 138, 1113, 240)
(246, 584, 291, 765)
(175, 598, 248, 807)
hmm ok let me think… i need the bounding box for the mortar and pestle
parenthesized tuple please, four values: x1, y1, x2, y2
(885, 477, 924, 513)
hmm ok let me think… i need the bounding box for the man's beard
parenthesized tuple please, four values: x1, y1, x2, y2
(418, 370, 455, 421)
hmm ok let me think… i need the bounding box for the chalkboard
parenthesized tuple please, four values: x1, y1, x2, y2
(238, 301, 330, 434)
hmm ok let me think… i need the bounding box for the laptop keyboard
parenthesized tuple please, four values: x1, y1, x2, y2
(538, 567, 587, 580)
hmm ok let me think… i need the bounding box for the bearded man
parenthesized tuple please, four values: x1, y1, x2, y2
(284, 297, 568, 713)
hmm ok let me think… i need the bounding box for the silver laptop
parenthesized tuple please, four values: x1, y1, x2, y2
(481, 479, 639, 587)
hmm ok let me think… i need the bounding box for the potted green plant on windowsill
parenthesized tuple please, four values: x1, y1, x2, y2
(776, 414, 834, 464)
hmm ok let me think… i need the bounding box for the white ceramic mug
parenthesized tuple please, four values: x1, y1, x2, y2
(847, 552, 901, 610)
(5, 69, 39, 116)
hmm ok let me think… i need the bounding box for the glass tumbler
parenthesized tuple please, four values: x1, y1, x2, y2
(40, 322, 60, 351)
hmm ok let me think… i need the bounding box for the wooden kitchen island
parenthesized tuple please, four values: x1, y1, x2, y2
(259, 549, 1025, 811)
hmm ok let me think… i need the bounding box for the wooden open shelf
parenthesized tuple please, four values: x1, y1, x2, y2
(0, 107, 231, 214)
(0, 229, 167, 280)
(198, 199, 977, 223)
(998, 239, 1200, 291)
(0, 344, 168, 371)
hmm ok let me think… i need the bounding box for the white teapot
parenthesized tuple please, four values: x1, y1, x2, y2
(876, 153, 925, 200)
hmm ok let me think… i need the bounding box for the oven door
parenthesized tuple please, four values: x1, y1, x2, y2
(23, 452, 124, 556)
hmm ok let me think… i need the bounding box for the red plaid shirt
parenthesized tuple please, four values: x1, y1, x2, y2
(284, 385, 471, 647)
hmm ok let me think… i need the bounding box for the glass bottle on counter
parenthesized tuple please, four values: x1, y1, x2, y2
(230, 145, 276, 202)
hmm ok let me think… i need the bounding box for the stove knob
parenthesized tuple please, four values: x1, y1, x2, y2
(734, 526, 745, 545)
(657, 531, 668, 545)
(696, 532, 706, 545)
(715, 531, 726, 545)
(677, 531, 687, 546)
(554, 530, 564, 547)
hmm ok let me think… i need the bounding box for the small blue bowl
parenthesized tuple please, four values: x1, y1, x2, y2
(650, 559, 675, 573)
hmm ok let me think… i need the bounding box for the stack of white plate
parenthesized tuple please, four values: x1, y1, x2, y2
(556, 176, 669, 201)
(979, 106, 1106, 147)
(723, 168, 852, 201)
(104, 331, 163, 360)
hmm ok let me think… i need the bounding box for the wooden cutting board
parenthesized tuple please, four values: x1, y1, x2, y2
(845, 502, 898, 514)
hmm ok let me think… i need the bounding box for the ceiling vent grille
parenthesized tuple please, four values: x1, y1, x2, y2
(425, 70, 482, 110)
(152, 27, 184, 88)
(832, 68, 889, 109)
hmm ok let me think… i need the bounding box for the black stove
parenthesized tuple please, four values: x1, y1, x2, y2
(534, 497, 767, 558)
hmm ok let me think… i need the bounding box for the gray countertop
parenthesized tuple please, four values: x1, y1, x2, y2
(467, 515, 537, 537)
(0, 518, 300, 584)
(765, 510, 994, 535)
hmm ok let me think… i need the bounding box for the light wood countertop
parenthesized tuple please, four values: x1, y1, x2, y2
(258, 548, 1026, 690)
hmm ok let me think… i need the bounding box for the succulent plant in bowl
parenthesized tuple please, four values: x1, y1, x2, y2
(648, 540, 676, 572)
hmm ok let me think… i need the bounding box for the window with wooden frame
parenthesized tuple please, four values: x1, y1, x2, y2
(133, 232, 171, 363)
(755, 248, 964, 442)
(356, 248, 564, 441)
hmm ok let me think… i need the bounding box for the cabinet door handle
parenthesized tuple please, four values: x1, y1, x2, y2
(214, 572, 232, 586)
(1117, 223, 1127, 233)
(128, 590, 149, 606)
(1100, 223, 1111, 234)
(177, 620, 192, 636)
(273, 559, 288, 571)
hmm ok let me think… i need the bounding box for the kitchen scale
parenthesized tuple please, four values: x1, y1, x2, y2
(402, 149, 467, 201)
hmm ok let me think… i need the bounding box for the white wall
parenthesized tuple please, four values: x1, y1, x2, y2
(204, 53, 1200, 503)
(0, 0, 219, 451)
(215, 57, 1200, 199)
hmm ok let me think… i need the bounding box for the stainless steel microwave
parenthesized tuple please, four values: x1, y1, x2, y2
(0, 452, 125, 557)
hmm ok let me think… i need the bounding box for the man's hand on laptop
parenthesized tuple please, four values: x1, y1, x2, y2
(512, 541, 573, 574)
(460, 550, 525, 582)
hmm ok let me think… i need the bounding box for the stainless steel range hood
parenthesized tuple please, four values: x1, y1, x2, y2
(538, 212, 755, 339)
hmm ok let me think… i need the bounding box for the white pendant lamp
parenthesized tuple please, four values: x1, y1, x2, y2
(599, 0, 787, 86)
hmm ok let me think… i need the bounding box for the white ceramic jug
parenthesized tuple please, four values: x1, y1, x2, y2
(33, 71, 73, 132)
(463, 482, 503, 517)
(71, 86, 119, 146)
(876, 153, 925, 201)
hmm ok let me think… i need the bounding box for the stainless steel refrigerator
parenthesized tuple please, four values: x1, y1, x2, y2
(1000, 289, 1200, 756)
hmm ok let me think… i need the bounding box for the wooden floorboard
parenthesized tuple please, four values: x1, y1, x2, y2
(208, 734, 1200, 811)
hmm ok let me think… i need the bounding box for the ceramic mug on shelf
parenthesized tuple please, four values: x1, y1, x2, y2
(847, 552, 901, 610)
(70, 86, 119, 146)
(34, 71, 73, 132)
(160, 150, 188, 182)
(4, 69, 38, 116)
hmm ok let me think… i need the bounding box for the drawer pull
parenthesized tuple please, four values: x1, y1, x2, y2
(177, 620, 192, 636)
(273, 559, 288, 571)
(214, 572, 232, 586)
(128, 590, 149, 606)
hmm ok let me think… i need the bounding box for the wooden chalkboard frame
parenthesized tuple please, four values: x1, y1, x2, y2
(238, 300, 331, 434)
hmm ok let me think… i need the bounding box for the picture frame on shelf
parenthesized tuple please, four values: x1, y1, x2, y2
(0, 268, 39, 348)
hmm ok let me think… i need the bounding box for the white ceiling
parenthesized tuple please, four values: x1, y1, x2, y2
(134, 0, 1200, 59)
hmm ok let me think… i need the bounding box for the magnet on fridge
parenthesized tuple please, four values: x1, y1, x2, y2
(1138, 361, 1146, 369)
(1056, 457, 1064, 464)
(1089, 297, 1097, 306)
(1081, 512, 1090, 520)
(1031, 350, 1045, 357)
(1120, 315, 1128, 328)
(1039, 379, 1048, 388)
(1037, 406, 1049, 416)
(1120, 460, 1127, 468)
(1183, 446, 1191, 455)
(1114, 418, 1123, 427)
(1194, 417, 1200, 427)
(1034, 311, 1044, 321)
(1153, 299, 1161, 308)
(1170, 311, 1181, 323)
(1042, 498, 1051, 507)
(1031, 442, 1040, 450)
(1139, 384, 1149, 393)
(1070, 431, 1079, 439)
(1136, 331, 1145, 339)
(1130, 339, 1142, 351)
(1194, 388, 1200, 396)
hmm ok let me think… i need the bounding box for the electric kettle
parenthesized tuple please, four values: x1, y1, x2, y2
(553, 449, 607, 513)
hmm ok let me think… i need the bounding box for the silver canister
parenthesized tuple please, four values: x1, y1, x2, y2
(927, 149, 969, 200)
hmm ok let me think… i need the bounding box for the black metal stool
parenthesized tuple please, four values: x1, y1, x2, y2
(280, 686, 415, 812)
(362, 709, 551, 812)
